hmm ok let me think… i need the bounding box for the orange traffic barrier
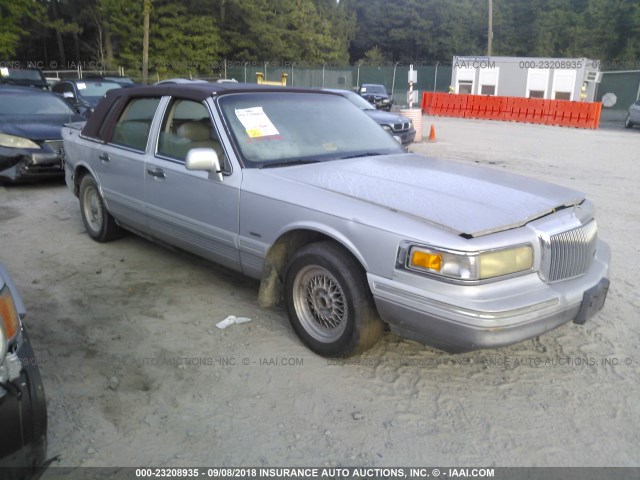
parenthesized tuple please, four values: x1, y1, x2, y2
(421, 92, 602, 129)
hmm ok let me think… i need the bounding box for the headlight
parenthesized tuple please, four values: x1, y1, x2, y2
(382, 125, 393, 132)
(0, 285, 21, 361)
(406, 244, 533, 281)
(409, 121, 414, 129)
(382, 99, 391, 103)
(0, 317, 6, 362)
(0, 132, 41, 149)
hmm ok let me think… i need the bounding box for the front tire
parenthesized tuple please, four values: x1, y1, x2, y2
(79, 175, 122, 242)
(624, 114, 633, 129)
(284, 241, 383, 357)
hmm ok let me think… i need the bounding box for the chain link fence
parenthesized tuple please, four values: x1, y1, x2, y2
(45, 63, 452, 107)
(596, 70, 640, 121)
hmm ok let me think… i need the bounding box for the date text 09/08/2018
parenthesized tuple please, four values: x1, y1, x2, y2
(134, 467, 496, 478)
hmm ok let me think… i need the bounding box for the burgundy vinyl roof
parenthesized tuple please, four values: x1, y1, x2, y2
(81, 83, 335, 140)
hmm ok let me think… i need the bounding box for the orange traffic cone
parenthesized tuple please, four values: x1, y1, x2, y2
(429, 124, 436, 142)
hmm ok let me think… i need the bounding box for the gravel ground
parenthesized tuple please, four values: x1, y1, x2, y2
(1, 116, 638, 469)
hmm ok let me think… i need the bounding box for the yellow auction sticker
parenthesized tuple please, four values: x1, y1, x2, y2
(235, 107, 280, 138)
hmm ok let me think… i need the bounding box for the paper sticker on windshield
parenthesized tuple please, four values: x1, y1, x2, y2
(235, 107, 280, 138)
(77, 82, 87, 90)
(0, 68, 8, 77)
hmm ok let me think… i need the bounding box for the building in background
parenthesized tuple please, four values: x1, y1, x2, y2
(451, 56, 601, 102)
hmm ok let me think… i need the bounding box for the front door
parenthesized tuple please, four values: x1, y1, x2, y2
(143, 97, 242, 271)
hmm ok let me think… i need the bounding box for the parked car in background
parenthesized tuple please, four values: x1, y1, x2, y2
(155, 78, 209, 85)
(0, 67, 49, 90)
(358, 83, 392, 111)
(0, 86, 83, 183)
(51, 78, 122, 114)
(326, 89, 416, 146)
(84, 75, 137, 87)
(0, 263, 48, 475)
(62, 83, 609, 357)
(624, 99, 640, 129)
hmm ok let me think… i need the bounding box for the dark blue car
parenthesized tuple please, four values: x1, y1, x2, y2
(0, 86, 84, 183)
(358, 83, 392, 111)
(0, 262, 47, 477)
(327, 89, 416, 146)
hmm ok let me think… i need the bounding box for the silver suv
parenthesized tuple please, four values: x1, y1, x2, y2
(624, 99, 640, 129)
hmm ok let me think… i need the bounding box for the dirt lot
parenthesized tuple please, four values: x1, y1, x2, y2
(1, 117, 639, 468)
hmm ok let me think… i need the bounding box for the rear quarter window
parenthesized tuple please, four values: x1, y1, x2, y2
(111, 97, 161, 151)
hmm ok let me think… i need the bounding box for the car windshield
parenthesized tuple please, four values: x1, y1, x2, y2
(218, 92, 404, 167)
(341, 90, 376, 110)
(2, 68, 43, 81)
(361, 85, 387, 95)
(0, 93, 75, 115)
(76, 81, 121, 98)
(108, 77, 134, 84)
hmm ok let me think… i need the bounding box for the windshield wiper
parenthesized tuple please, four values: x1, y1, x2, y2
(338, 152, 384, 160)
(258, 159, 323, 169)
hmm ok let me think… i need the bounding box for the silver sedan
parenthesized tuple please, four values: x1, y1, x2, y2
(62, 84, 610, 357)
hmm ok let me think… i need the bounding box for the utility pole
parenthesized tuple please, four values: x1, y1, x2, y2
(142, 0, 152, 84)
(487, 0, 493, 57)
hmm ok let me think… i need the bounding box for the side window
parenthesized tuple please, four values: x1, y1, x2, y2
(53, 83, 72, 95)
(157, 99, 225, 164)
(111, 97, 161, 151)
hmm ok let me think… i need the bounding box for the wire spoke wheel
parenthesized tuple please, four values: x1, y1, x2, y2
(82, 185, 104, 234)
(79, 175, 122, 242)
(285, 241, 384, 356)
(293, 265, 348, 343)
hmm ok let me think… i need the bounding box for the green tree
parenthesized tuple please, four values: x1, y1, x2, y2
(221, 0, 351, 63)
(149, 1, 225, 78)
(0, 0, 45, 58)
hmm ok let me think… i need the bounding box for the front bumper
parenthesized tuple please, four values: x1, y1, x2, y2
(396, 128, 416, 146)
(369, 239, 611, 352)
(0, 147, 64, 183)
(363, 96, 392, 111)
(0, 326, 48, 474)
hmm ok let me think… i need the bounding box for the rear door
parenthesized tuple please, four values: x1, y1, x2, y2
(98, 96, 162, 231)
(143, 97, 242, 271)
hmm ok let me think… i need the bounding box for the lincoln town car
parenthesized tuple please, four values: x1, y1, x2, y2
(61, 84, 610, 357)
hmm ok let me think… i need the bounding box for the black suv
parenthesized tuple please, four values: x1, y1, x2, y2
(358, 83, 392, 111)
(0, 68, 49, 90)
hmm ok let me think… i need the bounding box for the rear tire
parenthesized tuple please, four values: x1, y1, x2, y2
(79, 175, 123, 242)
(284, 241, 383, 357)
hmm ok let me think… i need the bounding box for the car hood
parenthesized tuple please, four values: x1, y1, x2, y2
(0, 79, 48, 89)
(0, 114, 81, 141)
(361, 93, 389, 100)
(77, 95, 102, 107)
(263, 154, 584, 237)
(365, 109, 411, 125)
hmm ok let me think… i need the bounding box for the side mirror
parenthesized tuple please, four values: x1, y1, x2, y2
(79, 106, 92, 118)
(185, 148, 224, 182)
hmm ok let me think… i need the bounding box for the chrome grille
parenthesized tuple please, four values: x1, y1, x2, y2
(392, 122, 410, 132)
(44, 140, 65, 159)
(545, 220, 598, 282)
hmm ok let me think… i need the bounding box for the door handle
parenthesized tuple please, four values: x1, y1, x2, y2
(146, 168, 166, 179)
(99, 153, 110, 163)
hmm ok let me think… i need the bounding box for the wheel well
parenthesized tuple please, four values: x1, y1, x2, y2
(257, 229, 365, 308)
(73, 165, 91, 197)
